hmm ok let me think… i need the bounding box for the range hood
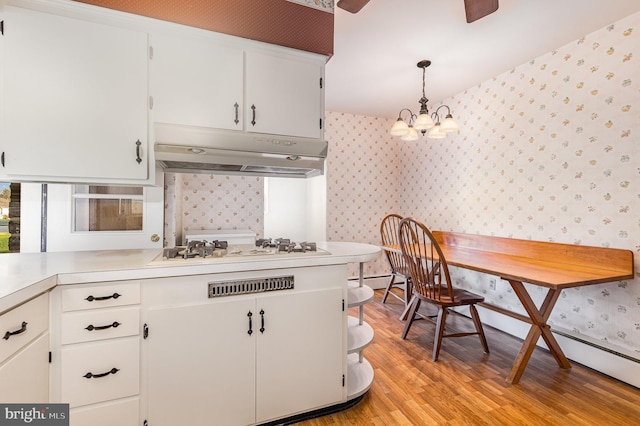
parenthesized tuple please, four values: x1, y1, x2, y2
(154, 123, 327, 178)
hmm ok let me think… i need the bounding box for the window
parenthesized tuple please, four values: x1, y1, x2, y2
(46, 183, 163, 252)
(0, 182, 19, 253)
(72, 185, 144, 232)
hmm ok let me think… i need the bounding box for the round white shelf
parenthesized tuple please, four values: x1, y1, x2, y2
(347, 285, 374, 308)
(347, 316, 374, 354)
(347, 353, 373, 400)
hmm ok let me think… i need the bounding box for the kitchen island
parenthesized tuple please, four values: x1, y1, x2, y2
(0, 242, 380, 313)
(0, 242, 380, 426)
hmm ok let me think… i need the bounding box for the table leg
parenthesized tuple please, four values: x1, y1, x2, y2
(506, 280, 571, 384)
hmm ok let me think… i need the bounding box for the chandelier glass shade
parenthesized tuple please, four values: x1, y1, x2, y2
(390, 60, 459, 140)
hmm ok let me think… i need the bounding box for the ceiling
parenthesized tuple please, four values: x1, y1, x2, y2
(325, 0, 640, 120)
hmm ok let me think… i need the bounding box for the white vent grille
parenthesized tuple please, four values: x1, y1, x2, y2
(208, 276, 295, 298)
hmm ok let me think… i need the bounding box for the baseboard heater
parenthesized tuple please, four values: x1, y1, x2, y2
(551, 327, 640, 364)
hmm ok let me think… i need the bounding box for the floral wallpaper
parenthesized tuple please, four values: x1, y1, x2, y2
(327, 11, 639, 353)
(163, 173, 264, 247)
(324, 114, 403, 278)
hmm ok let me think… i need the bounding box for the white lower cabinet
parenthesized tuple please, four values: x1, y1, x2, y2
(50, 281, 141, 426)
(0, 333, 49, 403)
(142, 266, 346, 426)
(0, 292, 49, 403)
(146, 298, 255, 426)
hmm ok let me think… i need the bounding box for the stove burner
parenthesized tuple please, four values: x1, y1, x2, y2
(256, 238, 317, 253)
(278, 242, 317, 253)
(256, 238, 289, 248)
(163, 239, 228, 260)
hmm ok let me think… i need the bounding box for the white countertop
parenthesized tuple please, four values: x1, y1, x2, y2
(0, 242, 380, 314)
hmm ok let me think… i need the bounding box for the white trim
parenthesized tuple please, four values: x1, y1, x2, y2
(19, 183, 43, 253)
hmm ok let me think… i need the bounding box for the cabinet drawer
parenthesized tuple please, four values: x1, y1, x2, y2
(61, 306, 140, 345)
(0, 293, 49, 363)
(70, 397, 139, 426)
(61, 337, 140, 408)
(61, 282, 140, 312)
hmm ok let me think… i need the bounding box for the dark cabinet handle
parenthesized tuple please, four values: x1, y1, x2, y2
(135, 140, 142, 164)
(251, 104, 256, 126)
(85, 293, 121, 302)
(247, 311, 253, 335)
(1, 152, 4, 167)
(259, 309, 265, 334)
(3, 321, 27, 340)
(83, 367, 119, 379)
(85, 321, 120, 331)
(234, 102, 239, 125)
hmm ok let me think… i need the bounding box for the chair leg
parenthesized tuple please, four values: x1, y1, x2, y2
(381, 273, 396, 304)
(403, 277, 411, 306)
(469, 304, 490, 354)
(401, 296, 421, 340)
(432, 307, 448, 362)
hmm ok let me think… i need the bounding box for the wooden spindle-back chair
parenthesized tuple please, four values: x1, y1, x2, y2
(380, 214, 411, 306)
(398, 217, 490, 361)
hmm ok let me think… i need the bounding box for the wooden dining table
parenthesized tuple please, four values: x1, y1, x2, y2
(383, 231, 635, 384)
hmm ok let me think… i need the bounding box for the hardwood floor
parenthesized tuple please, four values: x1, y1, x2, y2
(296, 289, 640, 425)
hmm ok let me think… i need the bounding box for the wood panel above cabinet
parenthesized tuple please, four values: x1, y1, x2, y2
(73, 0, 335, 56)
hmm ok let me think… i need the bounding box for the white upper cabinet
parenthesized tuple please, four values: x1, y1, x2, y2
(1, 6, 150, 184)
(149, 33, 244, 130)
(149, 31, 325, 140)
(246, 51, 324, 139)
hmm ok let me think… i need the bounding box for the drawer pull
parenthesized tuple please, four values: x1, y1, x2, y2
(3, 321, 28, 340)
(85, 293, 121, 302)
(85, 321, 121, 331)
(83, 367, 120, 379)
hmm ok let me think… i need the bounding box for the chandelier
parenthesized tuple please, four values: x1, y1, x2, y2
(389, 60, 459, 141)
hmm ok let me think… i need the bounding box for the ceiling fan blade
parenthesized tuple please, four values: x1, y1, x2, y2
(337, 0, 371, 14)
(464, 0, 499, 23)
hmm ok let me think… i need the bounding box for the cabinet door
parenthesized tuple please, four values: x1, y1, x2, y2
(246, 51, 323, 139)
(0, 333, 49, 403)
(146, 299, 256, 426)
(150, 33, 244, 130)
(2, 7, 148, 182)
(256, 288, 344, 423)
